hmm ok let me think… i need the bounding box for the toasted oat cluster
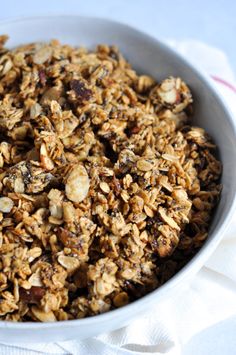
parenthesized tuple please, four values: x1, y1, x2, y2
(0, 35, 221, 322)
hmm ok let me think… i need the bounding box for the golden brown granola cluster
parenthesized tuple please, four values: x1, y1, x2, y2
(0, 35, 221, 322)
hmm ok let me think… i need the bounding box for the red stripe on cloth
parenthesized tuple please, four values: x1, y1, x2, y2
(211, 75, 236, 94)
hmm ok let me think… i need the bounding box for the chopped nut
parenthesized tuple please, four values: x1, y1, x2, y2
(30, 103, 42, 119)
(31, 306, 56, 322)
(151, 77, 192, 113)
(58, 255, 80, 272)
(48, 189, 63, 219)
(28, 247, 42, 262)
(40, 143, 54, 171)
(28, 270, 43, 287)
(65, 165, 90, 203)
(0, 197, 14, 213)
(33, 45, 52, 65)
(158, 207, 180, 231)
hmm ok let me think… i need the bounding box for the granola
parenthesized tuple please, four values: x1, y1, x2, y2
(0, 37, 221, 322)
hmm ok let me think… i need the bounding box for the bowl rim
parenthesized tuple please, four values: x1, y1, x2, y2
(0, 14, 236, 330)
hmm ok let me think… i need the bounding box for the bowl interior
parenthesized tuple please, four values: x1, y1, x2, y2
(3, 16, 235, 238)
(0, 16, 236, 341)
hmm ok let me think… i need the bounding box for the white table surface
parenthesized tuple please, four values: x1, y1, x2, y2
(1, 0, 236, 74)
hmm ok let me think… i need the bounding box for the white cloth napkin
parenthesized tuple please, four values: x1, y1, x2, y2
(1, 40, 236, 355)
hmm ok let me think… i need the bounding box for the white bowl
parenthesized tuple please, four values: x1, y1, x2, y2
(0, 15, 236, 343)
